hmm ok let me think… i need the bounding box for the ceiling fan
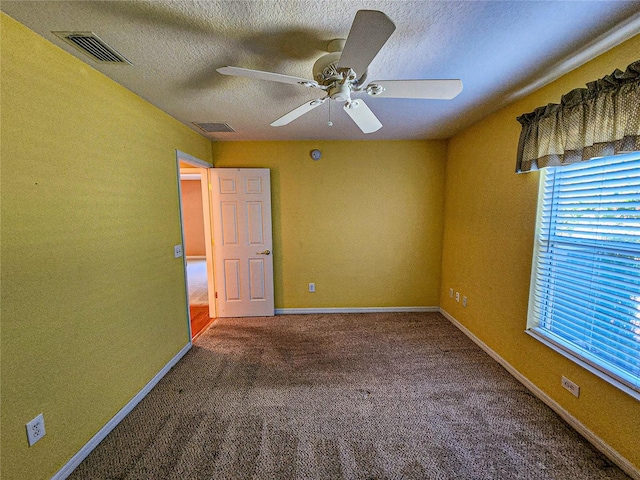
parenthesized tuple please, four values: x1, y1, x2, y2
(216, 10, 463, 134)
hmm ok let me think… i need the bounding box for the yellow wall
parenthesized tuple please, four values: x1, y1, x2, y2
(212, 140, 447, 309)
(3, 8, 638, 479)
(440, 35, 640, 469)
(1, 13, 212, 479)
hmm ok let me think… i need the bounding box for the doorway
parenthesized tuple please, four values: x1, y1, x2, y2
(176, 151, 216, 340)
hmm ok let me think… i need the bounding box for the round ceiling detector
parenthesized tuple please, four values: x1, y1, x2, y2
(310, 149, 322, 160)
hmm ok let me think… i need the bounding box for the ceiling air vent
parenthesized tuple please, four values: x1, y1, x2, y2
(193, 123, 236, 133)
(53, 32, 131, 64)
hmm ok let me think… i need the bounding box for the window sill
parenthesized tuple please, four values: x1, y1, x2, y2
(525, 328, 640, 401)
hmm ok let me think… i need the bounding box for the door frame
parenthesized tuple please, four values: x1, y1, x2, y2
(175, 150, 216, 334)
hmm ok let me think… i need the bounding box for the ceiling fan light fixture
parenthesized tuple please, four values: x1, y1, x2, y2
(329, 84, 351, 102)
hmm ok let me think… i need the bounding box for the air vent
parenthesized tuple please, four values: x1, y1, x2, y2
(53, 32, 131, 64)
(193, 122, 236, 133)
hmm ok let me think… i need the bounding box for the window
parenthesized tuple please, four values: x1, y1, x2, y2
(527, 152, 640, 397)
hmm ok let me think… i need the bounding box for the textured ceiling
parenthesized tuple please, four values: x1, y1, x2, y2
(3, 1, 640, 141)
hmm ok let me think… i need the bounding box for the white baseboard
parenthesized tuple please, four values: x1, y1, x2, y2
(52, 343, 192, 480)
(439, 308, 639, 480)
(50, 310, 638, 479)
(275, 306, 439, 315)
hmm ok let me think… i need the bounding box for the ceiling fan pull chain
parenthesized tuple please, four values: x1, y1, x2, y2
(328, 100, 333, 127)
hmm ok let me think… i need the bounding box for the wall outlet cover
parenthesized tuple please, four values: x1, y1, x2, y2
(26, 413, 46, 446)
(561, 376, 580, 397)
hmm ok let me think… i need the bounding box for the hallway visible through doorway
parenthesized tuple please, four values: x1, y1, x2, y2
(177, 153, 217, 340)
(186, 258, 213, 339)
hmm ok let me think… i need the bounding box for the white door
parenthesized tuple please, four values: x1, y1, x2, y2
(209, 168, 274, 317)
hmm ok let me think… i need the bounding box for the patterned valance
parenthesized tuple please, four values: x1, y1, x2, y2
(516, 60, 640, 173)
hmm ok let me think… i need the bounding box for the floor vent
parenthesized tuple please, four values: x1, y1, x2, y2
(53, 32, 131, 64)
(193, 122, 236, 133)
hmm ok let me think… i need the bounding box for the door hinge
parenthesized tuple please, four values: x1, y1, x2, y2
(215, 292, 218, 298)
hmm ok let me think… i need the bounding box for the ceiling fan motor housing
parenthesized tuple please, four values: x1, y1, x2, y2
(312, 52, 342, 84)
(313, 47, 360, 103)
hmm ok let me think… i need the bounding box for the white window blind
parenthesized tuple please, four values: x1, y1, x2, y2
(527, 152, 640, 396)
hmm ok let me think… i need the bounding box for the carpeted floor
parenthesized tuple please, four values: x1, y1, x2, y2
(68, 312, 630, 479)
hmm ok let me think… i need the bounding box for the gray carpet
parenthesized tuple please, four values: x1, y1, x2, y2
(69, 312, 630, 479)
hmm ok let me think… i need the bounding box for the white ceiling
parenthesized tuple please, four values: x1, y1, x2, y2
(3, 1, 640, 141)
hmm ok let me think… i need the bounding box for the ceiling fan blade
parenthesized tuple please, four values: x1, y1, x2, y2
(271, 98, 326, 127)
(343, 99, 382, 134)
(368, 79, 463, 99)
(217, 66, 321, 89)
(337, 10, 396, 77)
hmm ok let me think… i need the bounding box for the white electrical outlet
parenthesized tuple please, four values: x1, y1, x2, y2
(308, 283, 315, 293)
(462, 296, 467, 307)
(455, 292, 460, 302)
(174, 244, 183, 258)
(449, 288, 454, 298)
(561, 376, 580, 397)
(26, 413, 46, 446)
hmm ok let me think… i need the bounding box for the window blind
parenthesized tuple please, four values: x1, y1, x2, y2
(528, 152, 640, 394)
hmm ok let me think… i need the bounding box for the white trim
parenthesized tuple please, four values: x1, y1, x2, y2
(180, 173, 201, 181)
(439, 308, 640, 480)
(526, 329, 640, 401)
(52, 343, 192, 480)
(201, 169, 216, 318)
(275, 306, 438, 315)
(175, 149, 212, 168)
(526, 168, 548, 329)
(175, 158, 193, 340)
(502, 11, 640, 105)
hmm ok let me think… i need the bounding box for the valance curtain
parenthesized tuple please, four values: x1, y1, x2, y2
(516, 60, 640, 173)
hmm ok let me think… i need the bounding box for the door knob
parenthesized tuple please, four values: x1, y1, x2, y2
(257, 250, 271, 255)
